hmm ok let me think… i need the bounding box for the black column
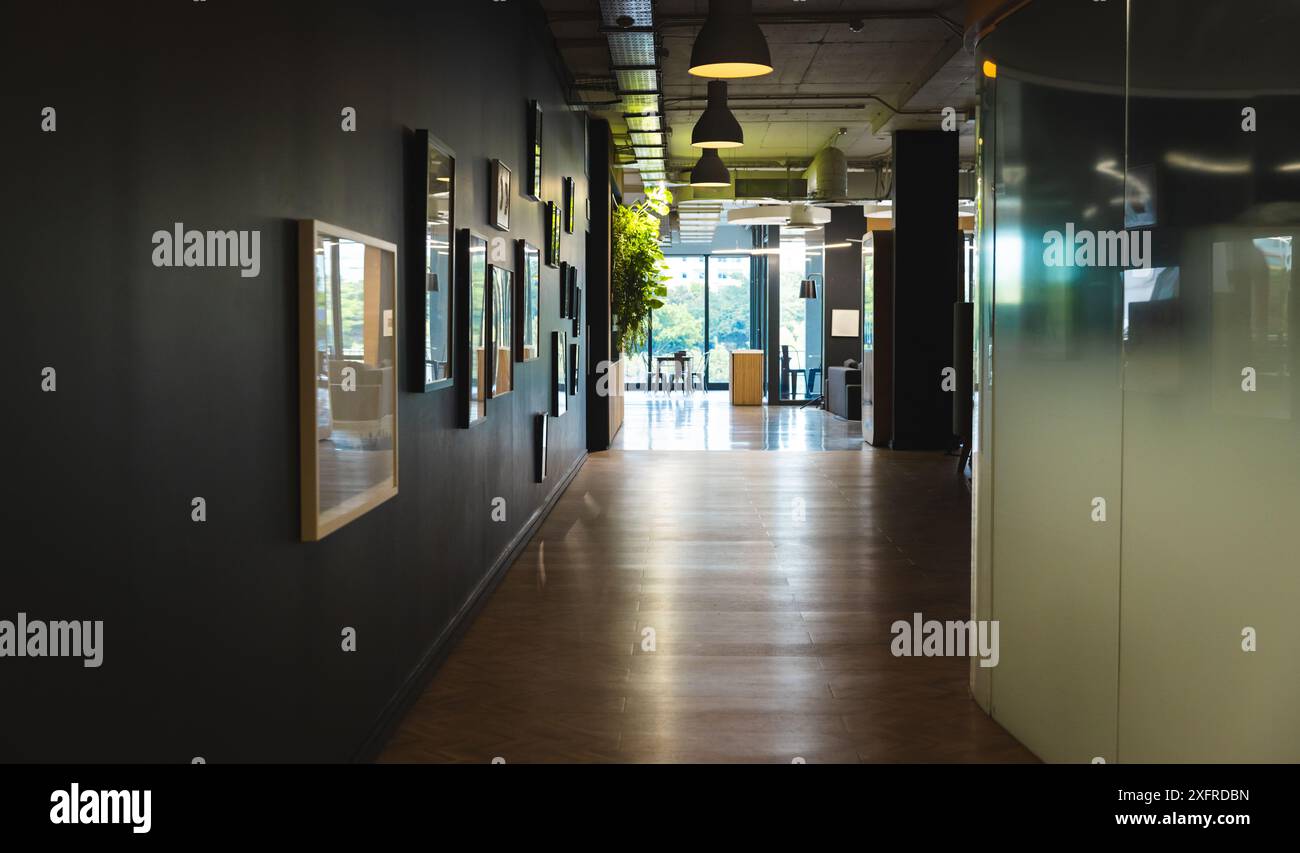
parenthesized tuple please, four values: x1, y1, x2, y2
(891, 129, 960, 449)
(586, 119, 614, 450)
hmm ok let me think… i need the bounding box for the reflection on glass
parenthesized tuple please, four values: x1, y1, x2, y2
(312, 230, 397, 524)
(521, 243, 540, 360)
(779, 235, 823, 400)
(490, 265, 513, 395)
(1209, 237, 1292, 419)
(708, 255, 750, 386)
(863, 233, 875, 353)
(553, 330, 568, 415)
(468, 233, 487, 423)
(424, 141, 453, 386)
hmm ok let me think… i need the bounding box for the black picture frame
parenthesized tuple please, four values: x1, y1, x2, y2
(558, 261, 570, 318)
(569, 342, 580, 393)
(457, 229, 489, 428)
(490, 159, 511, 232)
(515, 240, 541, 362)
(525, 100, 543, 201)
(567, 264, 579, 329)
(551, 330, 567, 417)
(407, 129, 455, 392)
(563, 176, 575, 234)
(534, 412, 548, 483)
(545, 200, 561, 268)
(572, 285, 582, 338)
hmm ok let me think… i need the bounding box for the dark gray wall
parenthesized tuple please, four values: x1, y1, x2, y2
(0, 0, 588, 762)
(891, 130, 960, 449)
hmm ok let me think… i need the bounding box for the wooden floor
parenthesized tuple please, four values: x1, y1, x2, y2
(380, 409, 1035, 763)
(613, 390, 867, 451)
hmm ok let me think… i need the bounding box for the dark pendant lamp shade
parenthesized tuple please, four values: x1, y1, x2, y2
(799, 278, 817, 299)
(690, 148, 731, 188)
(692, 80, 744, 149)
(689, 0, 774, 79)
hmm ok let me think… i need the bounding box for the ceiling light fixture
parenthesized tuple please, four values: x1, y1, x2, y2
(690, 148, 732, 187)
(692, 81, 744, 148)
(689, 0, 774, 79)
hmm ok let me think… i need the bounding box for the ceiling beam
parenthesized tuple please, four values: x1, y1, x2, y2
(867, 33, 965, 134)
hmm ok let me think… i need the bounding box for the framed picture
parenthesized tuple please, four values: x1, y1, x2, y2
(488, 264, 513, 395)
(559, 261, 570, 318)
(525, 100, 543, 201)
(516, 240, 541, 361)
(298, 220, 399, 542)
(563, 176, 575, 234)
(457, 229, 489, 427)
(408, 130, 454, 392)
(567, 264, 579, 330)
(569, 342, 580, 392)
(831, 308, 860, 338)
(572, 285, 582, 338)
(534, 412, 548, 483)
(490, 159, 511, 232)
(545, 200, 561, 268)
(552, 330, 567, 416)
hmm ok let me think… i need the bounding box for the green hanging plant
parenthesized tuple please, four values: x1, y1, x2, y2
(611, 187, 672, 355)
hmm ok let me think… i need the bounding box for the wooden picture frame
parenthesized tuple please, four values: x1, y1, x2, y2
(545, 200, 561, 268)
(488, 264, 514, 396)
(298, 220, 400, 542)
(408, 130, 455, 392)
(552, 330, 568, 416)
(569, 342, 580, 393)
(457, 229, 490, 427)
(516, 240, 541, 362)
(525, 100, 543, 201)
(490, 159, 511, 232)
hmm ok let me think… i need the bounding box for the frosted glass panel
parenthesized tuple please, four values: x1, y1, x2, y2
(1117, 0, 1300, 762)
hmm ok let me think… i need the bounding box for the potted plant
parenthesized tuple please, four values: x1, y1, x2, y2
(612, 187, 672, 367)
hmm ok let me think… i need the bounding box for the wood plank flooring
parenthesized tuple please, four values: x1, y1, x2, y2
(380, 423, 1036, 763)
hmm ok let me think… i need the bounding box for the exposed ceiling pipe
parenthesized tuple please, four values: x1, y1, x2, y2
(656, 10, 965, 38)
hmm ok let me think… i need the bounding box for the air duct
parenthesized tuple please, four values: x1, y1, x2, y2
(803, 146, 849, 200)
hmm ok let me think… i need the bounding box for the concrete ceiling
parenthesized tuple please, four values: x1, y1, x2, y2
(540, 0, 978, 185)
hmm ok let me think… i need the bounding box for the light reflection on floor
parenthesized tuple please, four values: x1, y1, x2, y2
(612, 390, 866, 451)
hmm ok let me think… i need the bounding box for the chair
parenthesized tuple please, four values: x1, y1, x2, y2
(689, 351, 709, 393)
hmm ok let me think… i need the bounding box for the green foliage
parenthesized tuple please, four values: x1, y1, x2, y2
(612, 188, 672, 354)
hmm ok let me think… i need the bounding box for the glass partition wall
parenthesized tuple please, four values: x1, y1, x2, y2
(974, 0, 1300, 763)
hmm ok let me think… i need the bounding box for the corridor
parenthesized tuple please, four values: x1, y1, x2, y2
(381, 442, 1034, 763)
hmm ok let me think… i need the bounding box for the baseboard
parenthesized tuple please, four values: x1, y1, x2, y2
(351, 450, 589, 762)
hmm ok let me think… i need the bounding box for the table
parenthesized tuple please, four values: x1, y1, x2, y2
(653, 355, 692, 392)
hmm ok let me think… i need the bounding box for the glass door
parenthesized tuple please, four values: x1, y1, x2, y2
(706, 255, 751, 388)
(654, 256, 707, 391)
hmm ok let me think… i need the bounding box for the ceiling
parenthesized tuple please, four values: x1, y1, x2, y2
(540, 0, 978, 188)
